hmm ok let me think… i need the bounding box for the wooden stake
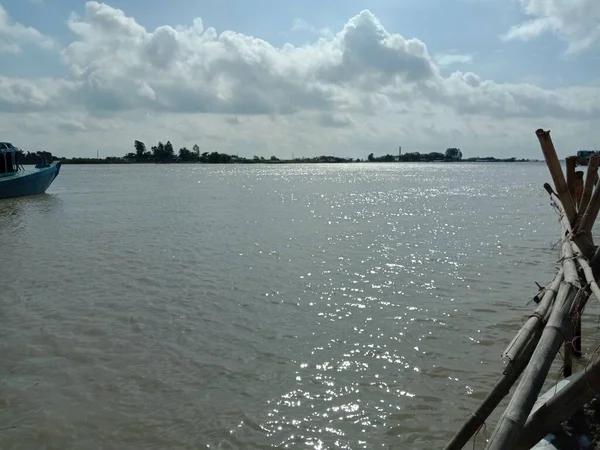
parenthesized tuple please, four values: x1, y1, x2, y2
(574, 171, 584, 208)
(563, 322, 573, 377)
(484, 283, 580, 450)
(566, 156, 576, 200)
(590, 245, 600, 275)
(580, 155, 600, 212)
(546, 184, 596, 258)
(515, 349, 600, 450)
(536, 129, 577, 227)
(578, 176, 600, 234)
(574, 316, 582, 356)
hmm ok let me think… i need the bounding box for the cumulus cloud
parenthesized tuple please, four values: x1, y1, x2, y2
(0, 4, 54, 53)
(0, 1, 598, 157)
(0, 1, 595, 120)
(435, 53, 473, 67)
(504, 0, 600, 53)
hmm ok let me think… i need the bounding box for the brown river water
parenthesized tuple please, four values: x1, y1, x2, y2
(1, 163, 598, 449)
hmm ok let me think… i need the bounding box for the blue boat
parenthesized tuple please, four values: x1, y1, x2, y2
(0, 142, 61, 199)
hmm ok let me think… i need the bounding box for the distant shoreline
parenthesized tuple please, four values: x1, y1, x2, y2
(15, 141, 539, 165)
(51, 157, 540, 165)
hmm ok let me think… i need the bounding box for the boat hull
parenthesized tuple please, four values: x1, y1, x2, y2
(531, 375, 593, 449)
(0, 161, 61, 199)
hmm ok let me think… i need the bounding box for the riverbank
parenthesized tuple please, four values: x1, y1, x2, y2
(53, 156, 538, 165)
(15, 144, 536, 165)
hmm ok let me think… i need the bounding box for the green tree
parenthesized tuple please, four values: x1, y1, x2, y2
(179, 147, 196, 162)
(165, 141, 174, 159)
(152, 142, 165, 161)
(134, 140, 146, 160)
(367, 153, 374, 162)
(193, 144, 200, 157)
(445, 148, 462, 161)
(427, 152, 445, 161)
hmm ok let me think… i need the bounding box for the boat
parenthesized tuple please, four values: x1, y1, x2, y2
(531, 373, 594, 450)
(0, 142, 62, 199)
(575, 150, 600, 166)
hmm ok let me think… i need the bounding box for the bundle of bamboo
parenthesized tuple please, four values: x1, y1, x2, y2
(444, 130, 600, 450)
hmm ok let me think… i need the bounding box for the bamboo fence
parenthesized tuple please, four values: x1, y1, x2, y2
(444, 129, 600, 450)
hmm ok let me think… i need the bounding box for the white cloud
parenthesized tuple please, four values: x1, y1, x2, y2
(0, 1, 598, 158)
(504, 0, 600, 53)
(435, 53, 473, 67)
(291, 18, 332, 37)
(0, 4, 54, 53)
(0, 41, 21, 54)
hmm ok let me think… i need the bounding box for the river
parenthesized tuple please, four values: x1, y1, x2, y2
(0, 162, 593, 449)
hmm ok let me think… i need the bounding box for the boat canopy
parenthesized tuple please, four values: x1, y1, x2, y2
(0, 142, 16, 152)
(0, 142, 19, 175)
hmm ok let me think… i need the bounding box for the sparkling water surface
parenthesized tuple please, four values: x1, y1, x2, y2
(1, 163, 594, 449)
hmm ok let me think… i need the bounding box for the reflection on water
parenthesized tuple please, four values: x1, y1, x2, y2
(0, 194, 63, 219)
(0, 163, 587, 449)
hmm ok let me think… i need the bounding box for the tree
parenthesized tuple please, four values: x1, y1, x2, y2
(367, 153, 375, 162)
(152, 142, 165, 161)
(445, 148, 462, 161)
(134, 140, 146, 159)
(193, 144, 200, 156)
(165, 141, 174, 159)
(427, 152, 445, 161)
(179, 147, 196, 162)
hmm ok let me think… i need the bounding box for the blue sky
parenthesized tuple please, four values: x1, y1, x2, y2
(0, 0, 599, 158)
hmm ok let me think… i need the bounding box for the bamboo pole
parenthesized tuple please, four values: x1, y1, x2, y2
(570, 284, 589, 359)
(580, 155, 600, 212)
(578, 176, 600, 234)
(590, 244, 600, 275)
(515, 350, 600, 450)
(536, 129, 577, 227)
(561, 232, 580, 287)
(571, 241, 600, 305)
(443, 326, 544, 450)
(564, 322, 574, 377)
(444, 274, 563, 450)
(503, 270, 563, 361)
(574, 317, 582, 356)
(484, 282, 580, 450)
(574, 171, 584, 208)
(546, 183, 596, 257)
(566, 156, 576, 200)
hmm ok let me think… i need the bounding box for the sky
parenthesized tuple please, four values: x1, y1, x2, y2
(0, 0, 599, 159)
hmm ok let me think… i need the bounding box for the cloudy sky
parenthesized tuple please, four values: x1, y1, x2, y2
(0, 0, 599, 159)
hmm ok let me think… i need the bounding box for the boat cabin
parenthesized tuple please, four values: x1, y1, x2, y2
(0, 142, 20, 176)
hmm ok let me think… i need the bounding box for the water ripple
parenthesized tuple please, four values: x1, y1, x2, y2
(0, 162, 564, 449)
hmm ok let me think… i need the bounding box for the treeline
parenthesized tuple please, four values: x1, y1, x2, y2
(14, 142, 532, 165)
(125, 140, 252, 163)
(368, 147, 463, 162)
(124, 140, 359, 164)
